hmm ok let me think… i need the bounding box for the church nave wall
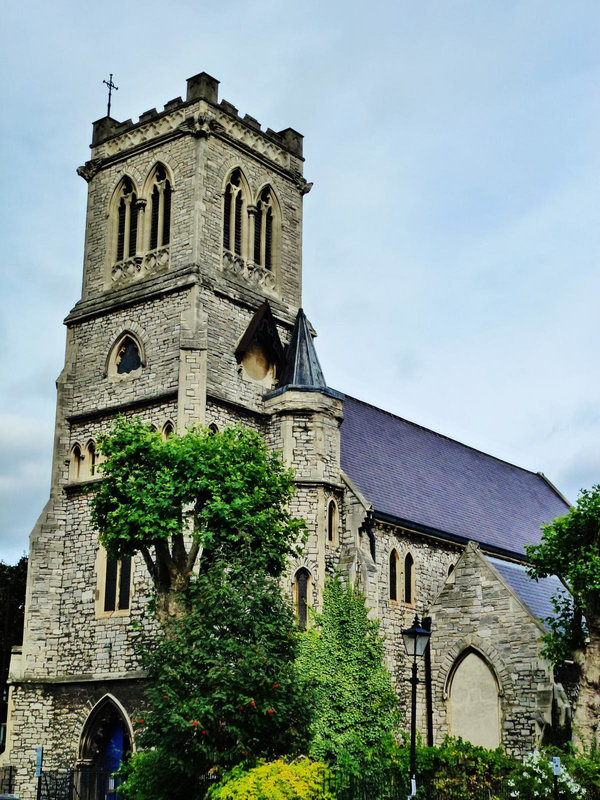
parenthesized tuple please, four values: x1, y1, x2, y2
(429, 543, 554, 756)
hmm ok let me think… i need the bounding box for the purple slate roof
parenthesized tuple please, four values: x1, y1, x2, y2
(340, 395, 570, 557)
(488, 557, 564, 627)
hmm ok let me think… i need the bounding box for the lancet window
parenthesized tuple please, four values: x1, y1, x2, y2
(327, 500, 337, 544)
(253, 186, 275, 269)
(404, 552, 415, 604)
(149, 164, 172, 251)
(389, 549, 399, 601)
(115, 178, 138, 262)
(87, 441, 97, 478)
(295, 568, 311, 629)
(69, 444, 83, 481)
(223, 169, 246, 256)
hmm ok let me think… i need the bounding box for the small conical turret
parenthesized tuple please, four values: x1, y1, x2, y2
(279, 308, 327, 390)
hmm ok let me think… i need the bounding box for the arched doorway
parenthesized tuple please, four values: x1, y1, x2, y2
(77, 696, 133, 799)
(448, 649, 501, 749)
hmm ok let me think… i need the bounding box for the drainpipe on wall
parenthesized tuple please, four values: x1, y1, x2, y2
(423, 616, 434, 747)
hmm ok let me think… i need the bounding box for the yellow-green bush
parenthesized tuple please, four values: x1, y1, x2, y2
(205, 757, 335, 800)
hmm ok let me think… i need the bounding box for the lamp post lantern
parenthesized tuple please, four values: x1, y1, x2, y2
(401, 615, 431, 798)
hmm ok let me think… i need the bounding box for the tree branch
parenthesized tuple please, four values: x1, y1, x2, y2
(171, 532, 188, 572)
(185, 538, 201, 574)
(155, 540, 175, 590)
(140, 545, 157, 583)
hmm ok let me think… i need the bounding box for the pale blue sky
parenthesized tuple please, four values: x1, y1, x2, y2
(1, 1, 599, 562)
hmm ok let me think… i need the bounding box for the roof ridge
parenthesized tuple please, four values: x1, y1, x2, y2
(339, 391, 543, 480)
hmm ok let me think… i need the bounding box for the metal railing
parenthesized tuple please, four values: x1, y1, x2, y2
(33, 767, 600, 800)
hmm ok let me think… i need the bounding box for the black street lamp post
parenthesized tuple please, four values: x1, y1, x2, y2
(401, 615, 431, 798)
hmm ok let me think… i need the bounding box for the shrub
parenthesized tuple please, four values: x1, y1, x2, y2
(205, 758, 335, 800)
(297, 578, 399, 781)
(567, 746, 600, 797)
(389, 735, 513, 800)
(508, 750, 585, 800)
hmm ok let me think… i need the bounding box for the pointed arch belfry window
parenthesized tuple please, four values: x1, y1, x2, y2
(253, 186, 276, 270)
(115, 178, 138, 262)
(223, 169, 247, 257)
(149, 164, 172, 251)
(253, 187, 272, 268)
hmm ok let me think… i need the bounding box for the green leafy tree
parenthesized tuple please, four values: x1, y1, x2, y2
(120, 564, 311, 800)
(92, 420, 310, 798)
(0, 555, 27, 753)
(526, 485, 600, 749)
(91, 420, 304, 621)
(296, 577, 399, 781)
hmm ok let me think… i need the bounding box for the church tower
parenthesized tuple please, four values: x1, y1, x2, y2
(3, 73, 344, 798)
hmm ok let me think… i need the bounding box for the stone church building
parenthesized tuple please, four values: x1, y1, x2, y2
(1, 72, 573, 798)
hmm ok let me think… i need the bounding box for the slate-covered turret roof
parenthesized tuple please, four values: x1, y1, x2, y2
(279, 308, 328, 390)
(340, 394, 569, 558)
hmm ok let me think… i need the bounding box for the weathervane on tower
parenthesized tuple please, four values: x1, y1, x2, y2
(103, 73, 118, 118)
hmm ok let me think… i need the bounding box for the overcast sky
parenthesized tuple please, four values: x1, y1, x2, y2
(1, 1, 599, 563)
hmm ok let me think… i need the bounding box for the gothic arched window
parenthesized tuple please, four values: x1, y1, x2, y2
(389, 549, 399, 601)
(404, 552, 415, 605)
(116, 336, 141, 375)
(114, 177, 138, 263)
(327, 500, 337, 544)
(223, 169, 247, 257)
(162, 421, 174, 440)
(295, 568, 311, 629)
(69, 443, 83, 482)
(106, 332, 144, 380)
(86, 440, 97, 478)
(148, 164, 172, 251)
(253, 186, 276, 270)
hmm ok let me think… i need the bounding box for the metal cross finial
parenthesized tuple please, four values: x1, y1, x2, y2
(103, 74, 118, 118)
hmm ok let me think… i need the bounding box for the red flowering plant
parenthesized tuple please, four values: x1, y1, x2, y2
(119, 563, 311, 800)
(97, 422, 312, 800)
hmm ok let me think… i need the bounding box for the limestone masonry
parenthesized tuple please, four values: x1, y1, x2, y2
(1, 72, 574, 799)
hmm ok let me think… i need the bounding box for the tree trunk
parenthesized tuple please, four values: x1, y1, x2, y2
(151, 547, 191, 626)
(154, 586, 188, 625)
(572, 626, 600, 749)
